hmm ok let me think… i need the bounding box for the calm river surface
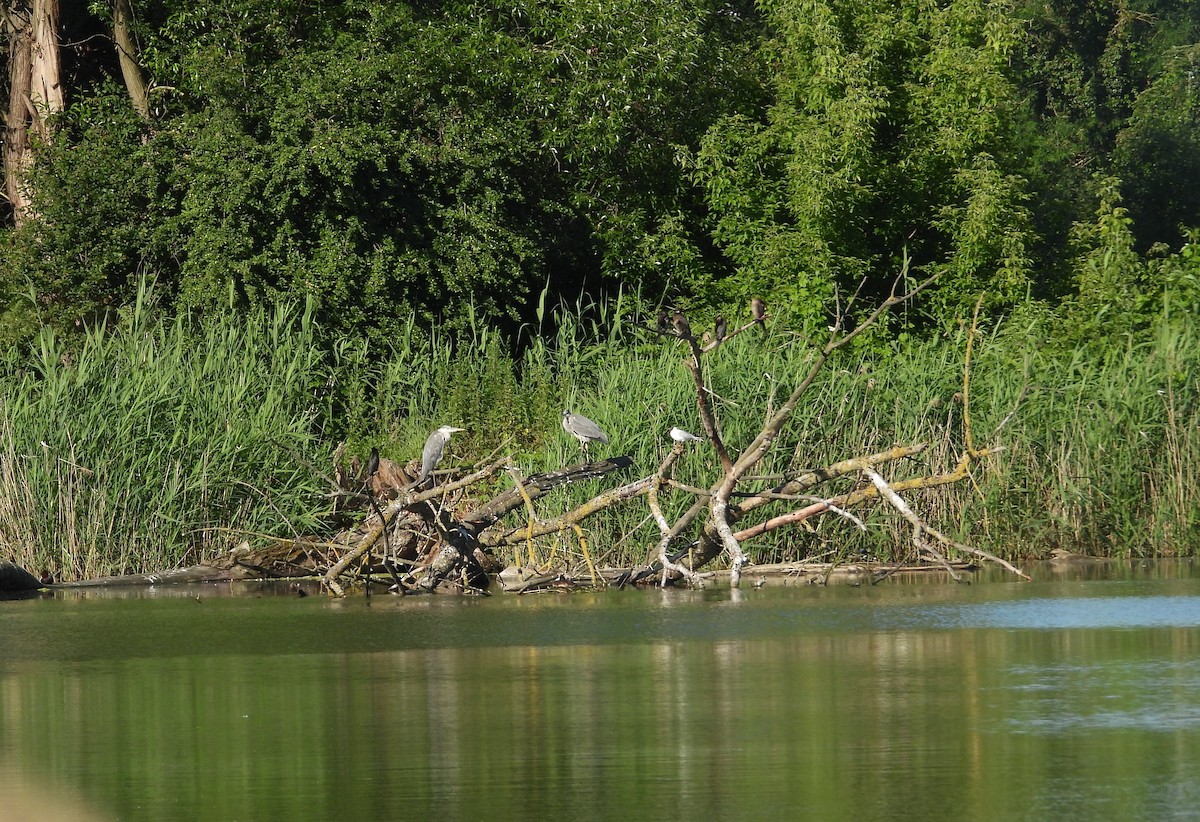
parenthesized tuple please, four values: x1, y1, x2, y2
(3, 561, 1200, 821)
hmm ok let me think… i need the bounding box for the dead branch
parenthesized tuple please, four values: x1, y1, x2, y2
(461, 456, 634, 533)
(479, 459, 655, 546)
(859, 463, 1028, 580)
(701, 268, 940, 585)
(647, 443, 704, 587)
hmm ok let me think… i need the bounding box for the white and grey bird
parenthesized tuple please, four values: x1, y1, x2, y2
(418, 425, 465, 486)
(669, 427, 701, 443)
(561, 409, 608, 455)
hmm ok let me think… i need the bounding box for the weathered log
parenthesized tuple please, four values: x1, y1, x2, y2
(460, 456, 635, 532)
(52, 565, 240, 587)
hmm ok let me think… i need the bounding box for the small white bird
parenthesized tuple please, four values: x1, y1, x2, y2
(669, 427, 701, 442)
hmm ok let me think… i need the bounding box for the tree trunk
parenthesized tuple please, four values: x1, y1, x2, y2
(111, 0, 148, 119)
(3, 0, 63, 226)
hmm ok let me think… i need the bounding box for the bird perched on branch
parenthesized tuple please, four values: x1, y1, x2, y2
(562, 409, 608, 456)
(713, 315, 727, 343)
(751, 296, 766, 325)
(418, 425, 465, 486)
(672, 311, 693, 340)
(669, 427, 701, 443)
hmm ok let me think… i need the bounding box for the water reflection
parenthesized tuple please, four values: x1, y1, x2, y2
(1, 563, 1199, 821)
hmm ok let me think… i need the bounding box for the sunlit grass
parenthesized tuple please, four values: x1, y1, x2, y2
(1, 290, 1196, 579)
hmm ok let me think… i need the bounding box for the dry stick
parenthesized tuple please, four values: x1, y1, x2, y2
(647, 444, 704, 587)
(859, 467, 964, 580)
(860, 466, 1030, 581)
(480, 472, 658, 545)
(623, 495, 708, 587)
(700, 317, 759, 354)
(733, 499, 868, 541)
(679, 334, 734, 473)
(910, 523, 963, 580)
(709, 271, 942, 586)
(504, 463, 543, 568)
(323, 457, 509, 596)
(871, 535, 921, 585)
(597, 512, 654, 567)
(570, 523, 599, 586)
(679, 443, 929, 574)
(731, 447, 986, 542)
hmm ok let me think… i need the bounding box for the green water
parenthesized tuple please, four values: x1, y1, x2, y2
(2, 562, 1200, 821)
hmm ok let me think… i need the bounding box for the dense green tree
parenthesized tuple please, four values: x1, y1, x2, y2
(0, 0, 761, 342)
(685, 0, 1037, 330)
(3, 0, 1199, 343)
(1014, 1, 1200, 274)
(1113, 43, 1200, 252)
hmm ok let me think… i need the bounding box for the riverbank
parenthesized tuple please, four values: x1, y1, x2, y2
(1, 298, 1196, 580)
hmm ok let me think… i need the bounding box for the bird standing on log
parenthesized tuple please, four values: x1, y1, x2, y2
(561, 410, 609, 456)
(418, 425, 465, 486)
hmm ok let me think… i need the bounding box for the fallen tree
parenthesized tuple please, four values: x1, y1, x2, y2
(289, 270, 1028, 596)
(7, 270, 1026, 596)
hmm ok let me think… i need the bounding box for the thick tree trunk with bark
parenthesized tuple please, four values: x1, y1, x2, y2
(3, 0, 63, 226)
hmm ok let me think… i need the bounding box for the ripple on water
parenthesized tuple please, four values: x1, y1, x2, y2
(890, 595, 1200, 631)
(998, 657, 1200, 734)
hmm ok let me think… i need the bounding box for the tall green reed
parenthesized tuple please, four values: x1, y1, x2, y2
(0, 300, 330, 578)
(3, 287, 1195, 579)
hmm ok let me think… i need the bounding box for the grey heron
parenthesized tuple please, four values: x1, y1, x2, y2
(561, 410, 608, 455)
(419, 425, 465, 486)
(669, 427, 701, 442)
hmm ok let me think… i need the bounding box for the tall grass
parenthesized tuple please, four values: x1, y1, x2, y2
(0, 298, 330, 579)
(1, 290, 1196, 580)
(962, 310, 1200, 557)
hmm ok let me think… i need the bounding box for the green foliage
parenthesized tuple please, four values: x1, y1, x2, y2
(1064, 177, 1150, 342)
(1, 288, 1199, 578)
(1113, 44, 1200, 251)
(4, 0, 1199, 341)
(0, 0, 760, 346)
(689, 0, 1036, 329)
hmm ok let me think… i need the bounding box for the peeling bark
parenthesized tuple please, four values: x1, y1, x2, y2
(3, 0, 63, 226)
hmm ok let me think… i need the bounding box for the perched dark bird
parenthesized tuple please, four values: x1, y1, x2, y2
(418, 425, 466, 486)
(562, 409, 609, 456)
(713, 315, 727, 342)
(751, 296, 766, 324)
(361, 447, 380, 485)
(672, 311, 693, 339)
(656, 309, 669, 335)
